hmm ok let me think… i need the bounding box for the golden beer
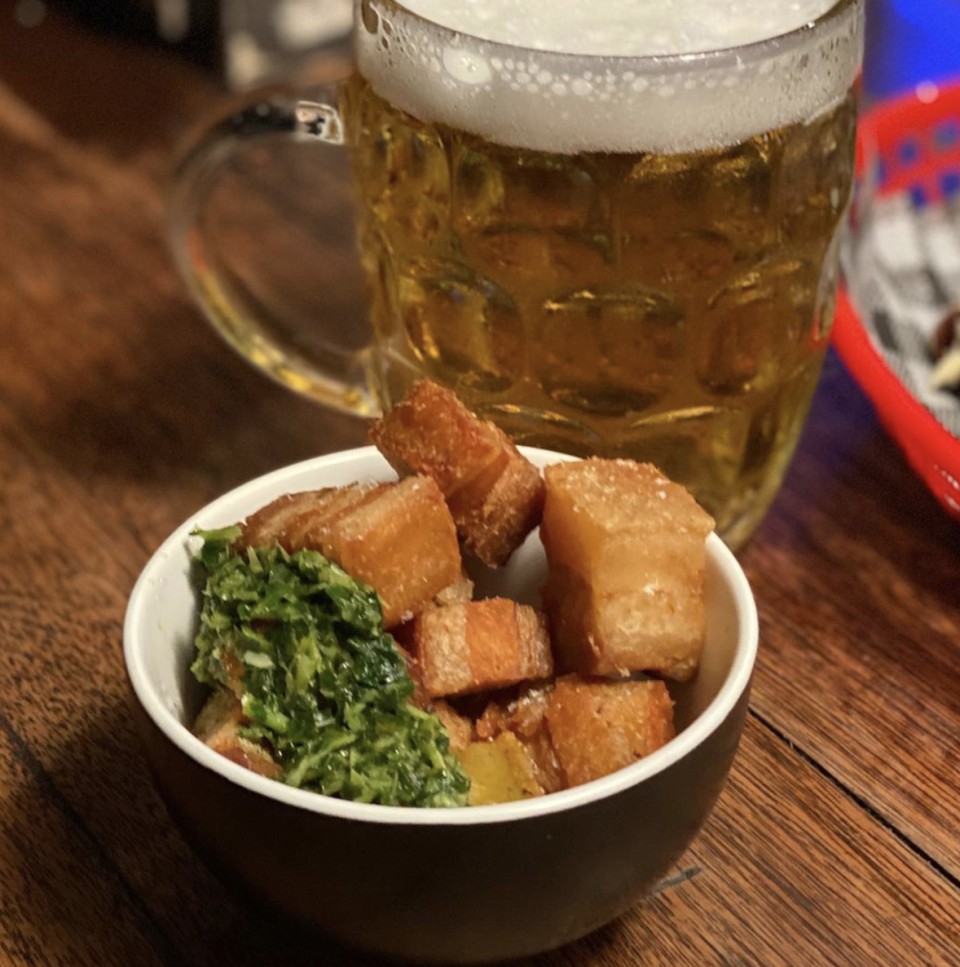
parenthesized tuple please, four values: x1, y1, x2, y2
(343, 0, 861, 546)
(169, 0, 863, 549)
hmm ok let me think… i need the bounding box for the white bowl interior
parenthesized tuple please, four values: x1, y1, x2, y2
(125, 446, 757, 825)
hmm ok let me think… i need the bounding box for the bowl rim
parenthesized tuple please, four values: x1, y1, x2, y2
(124, 446, 758, 826)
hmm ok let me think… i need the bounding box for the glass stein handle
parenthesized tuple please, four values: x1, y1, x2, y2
(166, 85, 379, 417)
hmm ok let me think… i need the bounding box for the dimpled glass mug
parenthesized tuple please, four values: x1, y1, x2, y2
(167, 0, 864, 550)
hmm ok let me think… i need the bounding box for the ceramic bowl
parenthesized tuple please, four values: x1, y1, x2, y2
(124, 446, 758, 964)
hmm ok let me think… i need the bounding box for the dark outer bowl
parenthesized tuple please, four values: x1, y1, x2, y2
(132, 685, 750, 964)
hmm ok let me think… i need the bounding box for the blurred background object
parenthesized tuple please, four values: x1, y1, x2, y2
(42, 0, 960, 99)
(49, 0, 353, 89)
(865, 0, 960, 100)
(836, 0, 960, 524)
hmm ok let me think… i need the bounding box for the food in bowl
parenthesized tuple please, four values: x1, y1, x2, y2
(233, 473, 463, 628)
(369, 378, 546, 567)
(187, 380, 716, 808)
(190, 530, 471, 807)
(123, 441, 757, 963)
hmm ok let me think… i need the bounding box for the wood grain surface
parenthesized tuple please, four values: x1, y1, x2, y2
(1, 3, 959, 965)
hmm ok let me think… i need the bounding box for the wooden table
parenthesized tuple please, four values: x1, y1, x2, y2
(2, 5, 959, 965)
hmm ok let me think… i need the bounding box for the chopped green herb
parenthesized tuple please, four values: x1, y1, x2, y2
(191, 533, 470, 808)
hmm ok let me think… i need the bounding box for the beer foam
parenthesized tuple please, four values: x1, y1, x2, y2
(356, 0, 862, 154)
(400, 0, 841, 58)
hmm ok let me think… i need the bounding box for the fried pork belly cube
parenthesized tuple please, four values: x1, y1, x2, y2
(370, 380, 545, 567)
(410, 598, 553, 699)
(471, 676, 673, 793)
(193, 689, 281, 779)
(544, 676, 674, 788)
(236, 476, 462, 628)
(541, 459, 715, 682)
(458, 732, 545, 805)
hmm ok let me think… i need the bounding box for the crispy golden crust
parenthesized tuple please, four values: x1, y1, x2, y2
(411, 598, 553, 699)
(543, 676, 674, 788)
(370, 381, 504, 494)
(469, 675, 673, 793)
(370, 380, 545, 566)
(235, 490, 329, 551)
(192, 689, 282, 780)
(540, 458, 714, 682)
(461, 454, 545, 566)
(234, 477, 462, 628)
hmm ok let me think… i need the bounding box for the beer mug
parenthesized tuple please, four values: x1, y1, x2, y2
(168, 0, 864, 549)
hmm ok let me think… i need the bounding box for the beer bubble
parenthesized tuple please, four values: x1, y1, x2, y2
(360, 0, 378, 34)
(442, 48, 493, 85)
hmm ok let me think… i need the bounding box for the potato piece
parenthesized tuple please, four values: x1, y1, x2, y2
(540, 459, 715, 681)
(411, 598, 553, 699)
(193, 689, 281, 780)
(459, 732, 545, 805)
(236, 477, 463, 628)
(544, 676, 674, 788)
(370, 380, 545, 566)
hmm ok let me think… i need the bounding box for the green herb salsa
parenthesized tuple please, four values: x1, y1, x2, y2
(190, 527, 470, 808)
